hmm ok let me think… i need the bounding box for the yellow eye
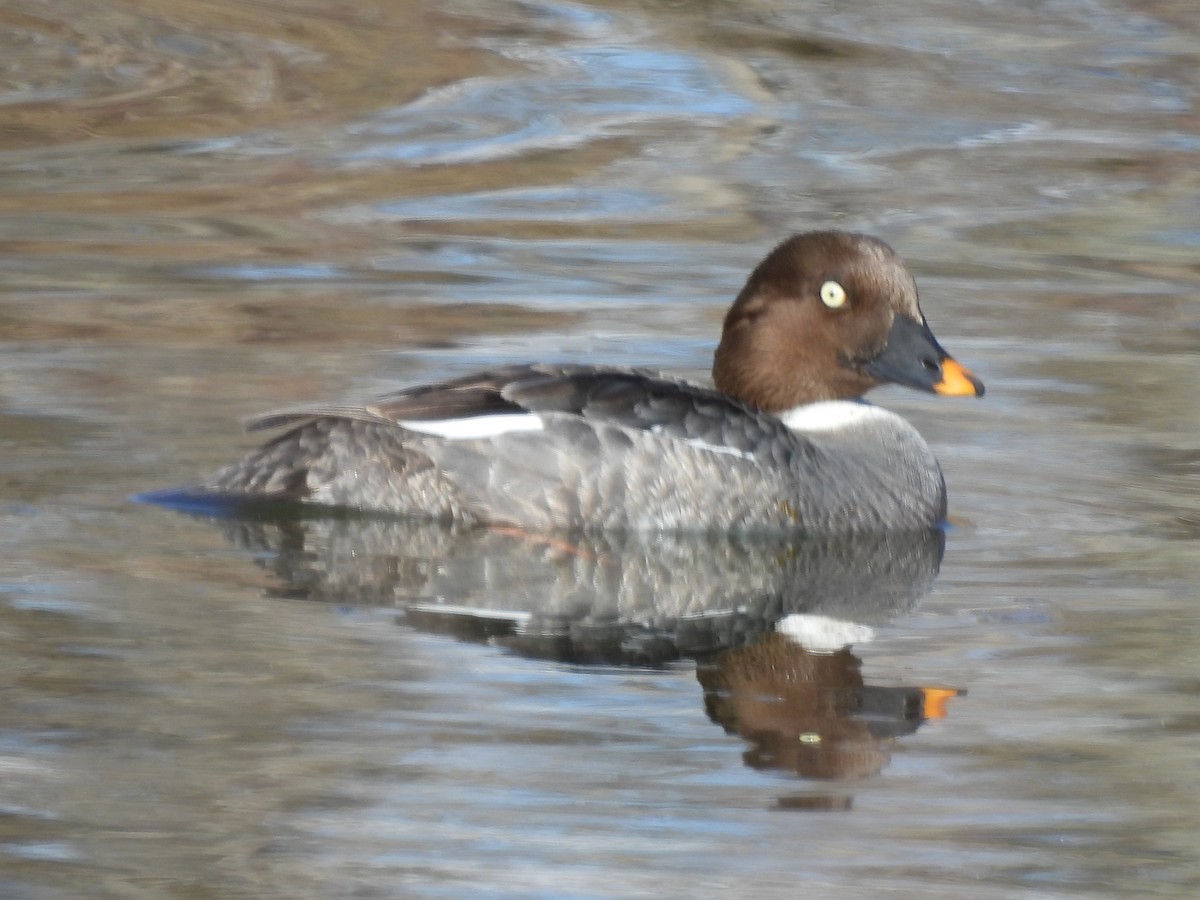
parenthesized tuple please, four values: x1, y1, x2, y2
(820, 280, 847, 309)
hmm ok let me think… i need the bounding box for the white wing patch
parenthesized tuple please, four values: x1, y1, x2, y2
(406, 602, 532, 626)
(398, 412, 544, 440)
(648, 425, 754, 461)
(778, 400, 895, 433)
(682, 438, 754, 461)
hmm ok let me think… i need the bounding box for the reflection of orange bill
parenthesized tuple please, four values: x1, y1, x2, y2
(920, 687, 963, 719)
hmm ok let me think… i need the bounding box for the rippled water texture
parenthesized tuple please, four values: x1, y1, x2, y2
(2, 0, 1199, 897)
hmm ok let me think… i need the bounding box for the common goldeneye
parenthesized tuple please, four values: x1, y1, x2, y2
(155, 231, 983, 531)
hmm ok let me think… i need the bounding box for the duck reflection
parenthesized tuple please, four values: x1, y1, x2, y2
(698, 632, 960, 781)
(204, 511, 961, 781)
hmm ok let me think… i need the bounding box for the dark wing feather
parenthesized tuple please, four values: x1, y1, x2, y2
(247, 365, 537, 432)
(367, 366, 535, 420)
(246, 363, 804, 465)
(505, 366, 799, 460)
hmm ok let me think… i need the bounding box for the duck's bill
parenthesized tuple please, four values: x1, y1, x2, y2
(933, 357, 984, 397)
(863, 315, 985, 398)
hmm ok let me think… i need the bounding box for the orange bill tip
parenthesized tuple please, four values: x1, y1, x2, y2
(934, 357, 985, 397)
(920, 687, 962, 719)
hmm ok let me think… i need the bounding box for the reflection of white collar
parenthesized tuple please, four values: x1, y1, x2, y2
(776, 613, 875, 652)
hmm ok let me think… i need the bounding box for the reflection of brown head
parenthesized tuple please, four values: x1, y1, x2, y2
(697, 633, 890, 780)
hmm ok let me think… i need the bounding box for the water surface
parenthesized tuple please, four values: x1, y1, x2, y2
(2, 0, 1199, 896)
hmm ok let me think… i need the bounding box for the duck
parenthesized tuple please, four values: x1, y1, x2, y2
(155, 231, 983, 532)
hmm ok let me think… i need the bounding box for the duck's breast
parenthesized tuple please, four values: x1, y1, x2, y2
(776, 401, 948, 530)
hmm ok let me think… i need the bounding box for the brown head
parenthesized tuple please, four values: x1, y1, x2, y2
(712, 231, 983, 413)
